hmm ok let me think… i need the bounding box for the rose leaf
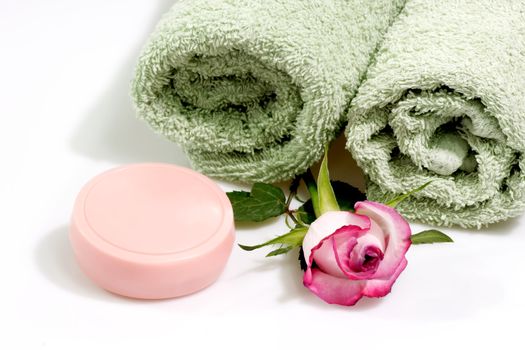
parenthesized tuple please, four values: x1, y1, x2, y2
(410, 229, 454, 244)
(386, 181, 432, 208)
(266, 246, 294, 257)
(238, 227, 308, 255)
(317, 145, 340, 214)
(227, 183, 287, 222)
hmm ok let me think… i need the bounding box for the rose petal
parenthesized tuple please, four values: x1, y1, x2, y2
(303, 267, 366, 306)
(332, 229, 382, 279)
(302, 211, 371, 264)
(363, 258, 408, 298)
(309, 225, 362, 278)
(354, 201, 411, 280)
(357, 218, 386, 252)
(348, 239, 384, 272)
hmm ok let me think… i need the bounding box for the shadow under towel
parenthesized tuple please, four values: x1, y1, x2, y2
(346, 0, 525, 228)
(132, 0, 405, 182)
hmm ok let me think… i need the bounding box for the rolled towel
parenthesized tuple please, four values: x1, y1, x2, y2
(346, 0, 525, 228)
(132, 0, 405, 182)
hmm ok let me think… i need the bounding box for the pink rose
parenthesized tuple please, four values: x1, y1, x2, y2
(302, 201, 411, 306)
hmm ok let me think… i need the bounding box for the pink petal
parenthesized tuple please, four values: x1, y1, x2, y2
(348, 242, 383, 272)
(308, 225, 362, 278)
(357, 217, 386, 252)
(354, 201, 411, 280)
(332, 230, 382, 279)
(302, 211, 371, 264)
(363, 258, 408, 298)
(303, 267, 366, 306)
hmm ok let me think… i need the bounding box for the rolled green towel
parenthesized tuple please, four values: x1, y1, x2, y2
(132, 0, 405, 182)
(346, 0, 525, 228)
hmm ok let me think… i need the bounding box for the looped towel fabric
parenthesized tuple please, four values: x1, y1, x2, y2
(132, 0, 405, 182)
(346, 0, 525, 227)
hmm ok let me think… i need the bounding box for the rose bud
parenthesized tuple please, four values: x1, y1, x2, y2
(302, 201, 411, 306)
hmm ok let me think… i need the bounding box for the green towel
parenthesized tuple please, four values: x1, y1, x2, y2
(132, 0, 405, 182)
(346, 0, 525, 228)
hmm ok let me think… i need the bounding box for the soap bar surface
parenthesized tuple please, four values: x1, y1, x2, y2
(70, 163, 235, 299)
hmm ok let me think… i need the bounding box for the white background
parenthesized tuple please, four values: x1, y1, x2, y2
(1, 1, 524, 349)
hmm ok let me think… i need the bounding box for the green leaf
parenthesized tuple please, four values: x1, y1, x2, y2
(331, 181, 367, 211)
(238, 227, 308, 253)
(266, 246, 294, 257)
(410, 230, 454, 244)
(386, 181, 432, 208)
(298, 181, 366, 225)
(317, 145, 340, 215)
(227, 183, 286, 222)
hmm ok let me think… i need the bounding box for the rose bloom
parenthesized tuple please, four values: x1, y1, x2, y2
(302, 201, 411, 306)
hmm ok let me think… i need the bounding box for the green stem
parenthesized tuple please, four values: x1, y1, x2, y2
(284, 214, 294, 230)
(303, 169, 321, 218)
(291, 210, 310, 227)
(285, 181, 297, 209)
(286, 210, 301, 226)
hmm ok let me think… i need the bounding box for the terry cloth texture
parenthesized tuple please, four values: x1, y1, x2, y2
(346, 0, 525, 228)
(132, 0, 405, 182)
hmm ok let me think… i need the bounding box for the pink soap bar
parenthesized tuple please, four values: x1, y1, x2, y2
(70, 163, 235, 299)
